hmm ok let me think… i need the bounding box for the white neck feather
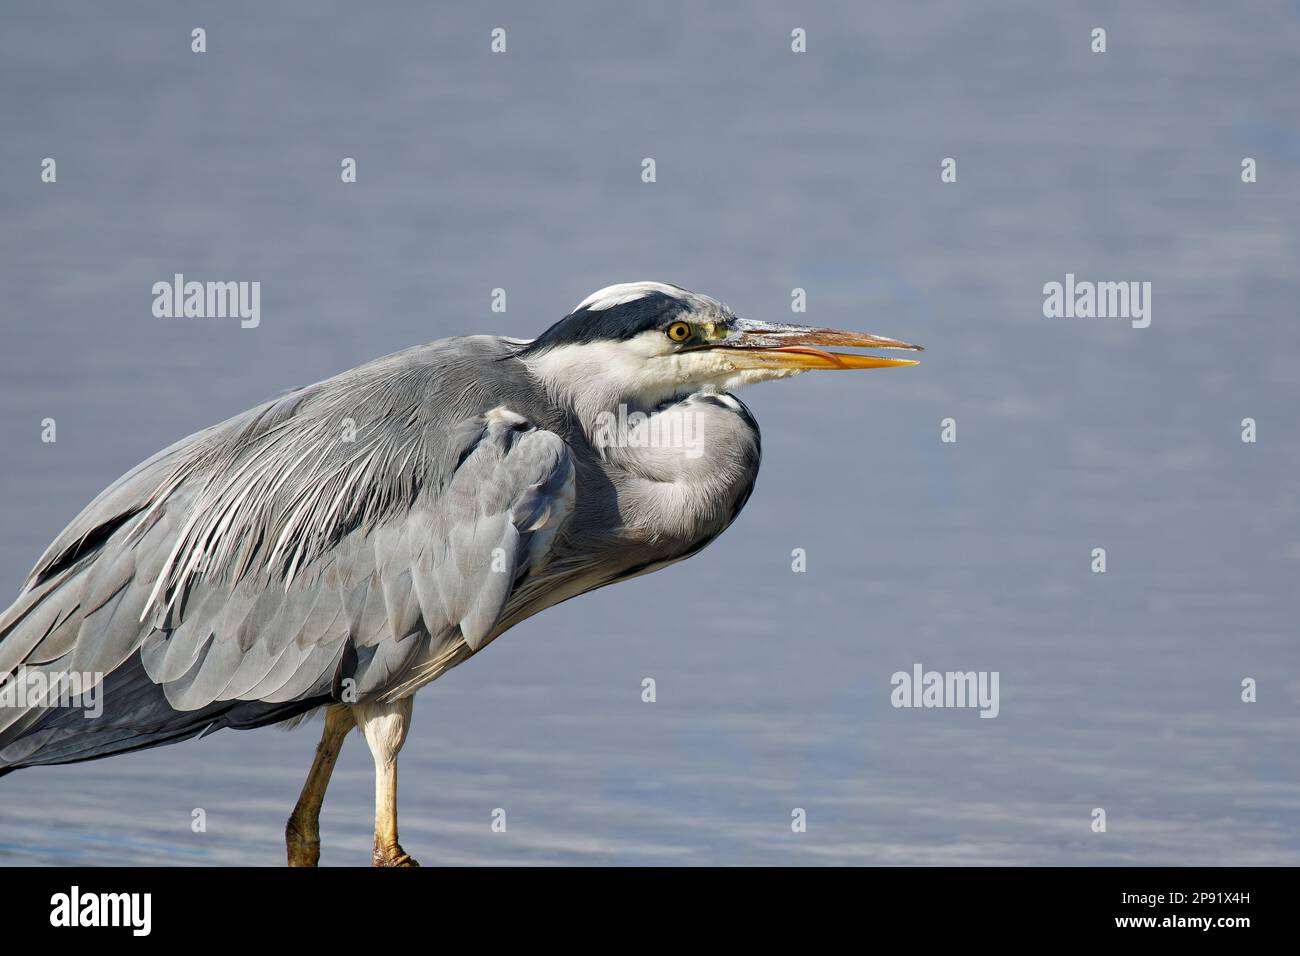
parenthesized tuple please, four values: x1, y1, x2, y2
(520, 336, 795, 438)
(520, 340, 762, 547)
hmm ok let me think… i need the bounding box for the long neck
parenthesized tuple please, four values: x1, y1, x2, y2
(520, 347, 761, 549)
(520, 341, 684, 434)
(589, 393, 761, 549)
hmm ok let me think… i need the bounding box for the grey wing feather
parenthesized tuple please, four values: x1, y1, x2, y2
(129, 413, 573, 708)
(0, 342, 574, 770)
(413, 419, 573, 651)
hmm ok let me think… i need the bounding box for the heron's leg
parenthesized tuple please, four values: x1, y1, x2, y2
(285, 704, 354, 867)
(353, 696, 418, 867)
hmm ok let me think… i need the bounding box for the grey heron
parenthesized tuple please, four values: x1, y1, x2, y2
(0, 282, 920, 865)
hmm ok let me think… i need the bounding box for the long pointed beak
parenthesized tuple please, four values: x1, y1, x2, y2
(696, 318, 923, 371)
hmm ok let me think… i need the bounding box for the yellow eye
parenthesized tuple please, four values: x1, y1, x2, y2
(666, 321, 692, 343)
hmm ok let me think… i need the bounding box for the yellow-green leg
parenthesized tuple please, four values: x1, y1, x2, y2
(285, 705, 354, 867)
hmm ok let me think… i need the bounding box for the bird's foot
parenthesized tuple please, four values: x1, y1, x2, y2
(372, 841, 419, 867)
(285, 816, 321, 867)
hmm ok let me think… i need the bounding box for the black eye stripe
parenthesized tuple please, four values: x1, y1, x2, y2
(519, 291, 694, 355)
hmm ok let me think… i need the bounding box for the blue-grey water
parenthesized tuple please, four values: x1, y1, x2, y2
(1, 1, 1297, 865)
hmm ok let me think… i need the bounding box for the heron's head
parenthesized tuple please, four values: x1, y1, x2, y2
(519, 281, 921, 423)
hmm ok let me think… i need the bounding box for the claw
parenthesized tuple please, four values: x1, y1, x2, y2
(373, 842, 420, 867)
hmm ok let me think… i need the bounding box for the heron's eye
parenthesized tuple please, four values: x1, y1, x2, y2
(666, 321, 692, 343)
